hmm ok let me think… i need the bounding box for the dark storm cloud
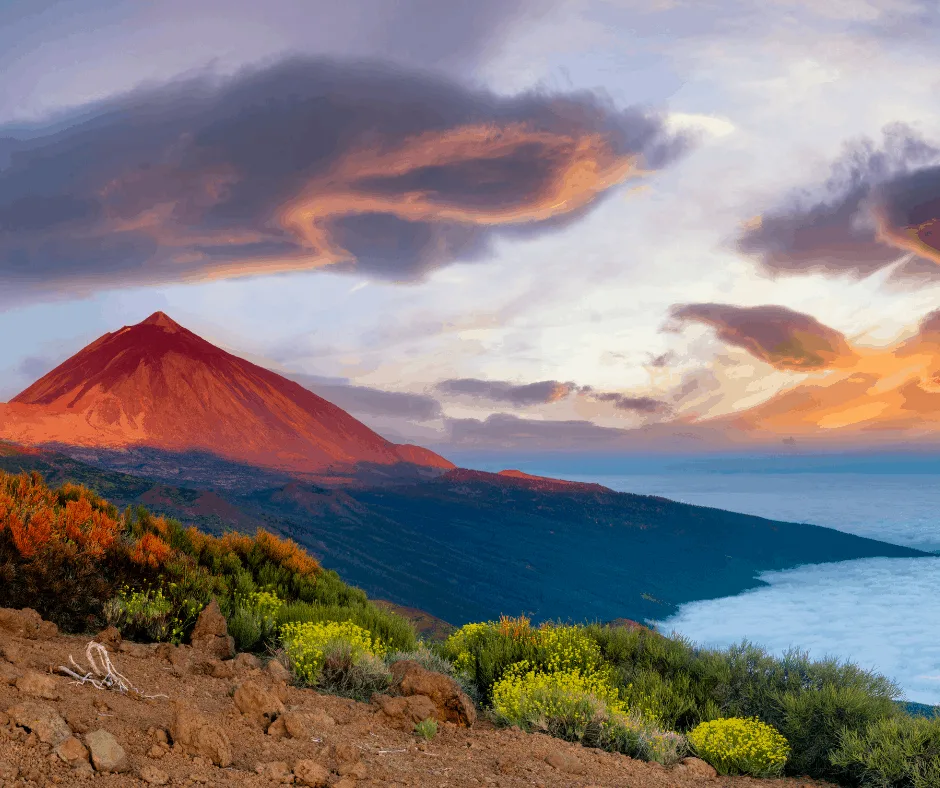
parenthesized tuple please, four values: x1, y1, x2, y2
(0, 55, 693, 296)
(287, 373, 443, 421)
(437, 378, 576, 406)
(736, 123, 940, 277)
(669, 303, 856, 371)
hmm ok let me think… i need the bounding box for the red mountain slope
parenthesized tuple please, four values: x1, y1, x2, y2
(0, 312, 454, 475)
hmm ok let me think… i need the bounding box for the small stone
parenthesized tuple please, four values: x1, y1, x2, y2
(55, 735, 90, 766)
(8, 700, 72, 745)
(139, 763, 170, 785)
(333, 741, 359, 764)
(265, 659, 292, 682)
(169, 701, 233, 768)
(676, 756, 718, 780)
(233, 652, 261, 672)
(545, 751, 587, 775)
(233, 680, 285, 728)
(0, 661, 21, 685)
(85, 729, 129, 773)
(209, 659, 235, 679)
(337, 760, 368, 779)
(333, 778, 357, 788)
(255, 760, 292, 781)
(293, 759, 330, 787)
(93, 626, 122, 650)
(190, 599, 235, 660)
(24, 731, 39, 747)
(154, 728, 169, 745)
(148, 744, 168, 759)
(15, 669, 60, 700)
(72, 761, 95, 779)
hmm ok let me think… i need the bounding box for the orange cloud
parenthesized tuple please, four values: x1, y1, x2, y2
(669, 303, 857, 371)
(707, 309, 940, 442)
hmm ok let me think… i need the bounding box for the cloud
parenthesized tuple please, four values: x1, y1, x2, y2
(669, 303, 857, 371)
(736, 123, 940, 277)
(446, 412, 631, 449)
(286, 373, 443, 421)
(437, 378, 576, 406)
(581, 389, 672, 414)
(0, 56, 692, 298)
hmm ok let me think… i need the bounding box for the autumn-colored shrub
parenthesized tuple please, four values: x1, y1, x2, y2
(0, 470, 411, 645)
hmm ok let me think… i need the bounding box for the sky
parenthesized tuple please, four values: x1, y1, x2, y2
(3, 0, 940, 454)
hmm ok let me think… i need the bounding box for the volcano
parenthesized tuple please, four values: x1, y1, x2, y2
(0, 312, 454, 476)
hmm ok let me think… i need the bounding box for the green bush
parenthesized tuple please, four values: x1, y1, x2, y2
(688, 717, 790, 777)
(317, 641, 392, 701)
(831, 713, 940, 788)
(415, 718, 438, 741)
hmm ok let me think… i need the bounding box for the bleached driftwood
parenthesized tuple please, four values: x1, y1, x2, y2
(58, 641, 167, 699)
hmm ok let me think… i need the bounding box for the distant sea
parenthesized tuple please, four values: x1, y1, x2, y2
(457, 453, 940, 705)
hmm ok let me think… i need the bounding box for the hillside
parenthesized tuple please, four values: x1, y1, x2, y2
(0, 312, 453, 477)
(0, 442, 928, 628)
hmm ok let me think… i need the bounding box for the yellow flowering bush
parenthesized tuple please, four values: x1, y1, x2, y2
(280, 620, 384, 685)
(688, 717, 790, 777)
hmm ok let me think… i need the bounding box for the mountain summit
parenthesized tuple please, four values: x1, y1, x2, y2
(1, 311, 453, 475)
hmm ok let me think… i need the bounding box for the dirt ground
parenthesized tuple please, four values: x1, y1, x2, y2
(0, 626, 840, 788)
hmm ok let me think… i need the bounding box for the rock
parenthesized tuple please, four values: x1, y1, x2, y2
(73, 761, 95, 778)
(118, 641, 153, 659)
(190, 598, 235, 660)
(390, 660, 476, 727)
(372, 693, 438, 730)
(85, 729, 129, 773)
(93, 626, 122, 650)
(333, 778, 357, 788)
(293, 759, 330, 787)
(233, 680, 285, 727)
(0, 608, 43, 638)
(337, 760, 368, 778)
(15, 669, 60, 700)
(8, 700, 72, 745)
(0, 761, 18, 781)
(1, 642, 27, 666)
(210, 659, 235, 679)
(169, 701, 233, 768)
(55, 735, 90, 766)
(265, 659, 292, 682)
(255, 761, 292, 781)
(675, 756, 718, 779)
(139, 763, 170, 785)
(332, 741, 360, 765)
(0, 661, 21, 685)
(233, 652, 262, 672)
(267, 708, 334, 740)
(545, 751, 587, 775)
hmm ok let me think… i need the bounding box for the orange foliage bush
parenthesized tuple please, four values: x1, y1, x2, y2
(0, 469, 328, 633)
(0, 471, 121, 559)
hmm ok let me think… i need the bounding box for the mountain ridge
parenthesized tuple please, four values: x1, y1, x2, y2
(1, 312, 454, 476)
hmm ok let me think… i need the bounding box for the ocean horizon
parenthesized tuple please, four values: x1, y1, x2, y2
(457, 452, 940, 705)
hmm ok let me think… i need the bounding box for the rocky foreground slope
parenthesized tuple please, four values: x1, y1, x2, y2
(0, 607, 836, 788)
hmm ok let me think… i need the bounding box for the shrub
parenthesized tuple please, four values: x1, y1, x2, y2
(277, 601, 416, 653)
(387, 646, 456, 677)
(443, 617, 606, 704)
(415, 718, 438, 741)
(280, 620, 385, 686)
(602, 712, 687, 766)
(831, 713, 940, 788)
(227, 590, 284, 651)
(317, 641, 392, 701)
(492, 665, 621, 742)
(688, 717, 790, 778)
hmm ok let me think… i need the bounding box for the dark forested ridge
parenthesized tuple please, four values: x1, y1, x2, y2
(0, 442, 928, 628)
